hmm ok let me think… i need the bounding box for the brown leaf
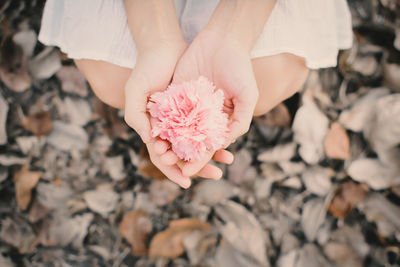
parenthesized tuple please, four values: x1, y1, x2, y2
(328, 181, 367, 218)
(149, 218, 211, 259)
(13, 165, 41, 210)
(138, 145, 167, 181)
(0, 36, 31, 92)
(21, 110, 53, 136)
(92, 99, 128, 138)
(56, 66, 88, 97)
(324, 122, 351, 160)
(119, 210, 152, 256)
(255, 103, 291, 128)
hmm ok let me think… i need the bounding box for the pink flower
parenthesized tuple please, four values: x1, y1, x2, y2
(147, 76, 229, 161)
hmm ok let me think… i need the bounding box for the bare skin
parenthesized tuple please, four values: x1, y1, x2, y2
(75, 0, 310, 188)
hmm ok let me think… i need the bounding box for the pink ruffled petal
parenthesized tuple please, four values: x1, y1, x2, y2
(147, 76, 229, 161)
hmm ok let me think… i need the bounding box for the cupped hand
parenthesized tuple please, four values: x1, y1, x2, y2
(124, 42, 233, 188)
(172, 29, 259, 176)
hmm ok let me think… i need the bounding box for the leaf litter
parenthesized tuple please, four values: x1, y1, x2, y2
(0, 1, 399, 267)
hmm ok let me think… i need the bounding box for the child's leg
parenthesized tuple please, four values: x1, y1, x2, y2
(75, 59, 131, 109)
(75, 52, 309, 117)
(253, 53, 309, 116)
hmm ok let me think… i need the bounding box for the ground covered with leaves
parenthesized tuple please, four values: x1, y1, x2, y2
(0, 0, 400, 266)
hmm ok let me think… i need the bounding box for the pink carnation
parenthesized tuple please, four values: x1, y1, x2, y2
(147, 76, 229, 161)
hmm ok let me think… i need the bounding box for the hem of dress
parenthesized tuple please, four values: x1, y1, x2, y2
(40, 35, 353, 70)
(39, 36, 136, 69)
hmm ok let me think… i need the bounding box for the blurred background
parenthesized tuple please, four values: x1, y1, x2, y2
(0, 0, 399, 266)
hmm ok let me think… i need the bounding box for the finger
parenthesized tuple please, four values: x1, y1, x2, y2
(228, 97, 257, 144)
(213, 149, 234, 165)
(124, 73, 151, 143)
(161, 164, 192, 188)
(154, 139, 169, 155)
(147, 142, 191, 188)
(160, 151, 179, 166)
(181, 150, 214, 177)
(196, 164, 223, 180)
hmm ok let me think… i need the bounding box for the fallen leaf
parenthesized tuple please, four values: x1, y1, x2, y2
(328, 181, 367, 218)
(363, 94, 400, 166)
(21, 110, 53, 136)
(228, 149, 257, 184)
(149, 179, 181, 206)
(301, 198, 327, 241)
(0, 216, 36, 254)
(13, 165, 41, 210)
(28, 47, 61, 79)
(0, 92, 8, 145)
(257, 142, 297, 163)
(47, 121, 88, 151)
(324, 122, 351, 160)
(46, 213, 93, 248)
(137, 145, 167, 180)
(323, 242, 363, 267)
(13, 29, 37, 58)
(216, 240, 263, 267)
(36, 182, 73, 210)
(292, 98, 329, 164)
(149, 218, 211, 259)
(214, 200, 269, 265)
(28, 198, 50, 223)
(104, 156, 125, 181)
(347, 158, 400, 190)
(358, 193, 400, 237)
(93, 99, 128, 138)
(56, 66, 88, 97)
(302, 166, 332, 196)
(255, 103, 291, 128)
(62, 97, 92, 126)
(119, 210, 152, 256)
(193, 179, 236, 206)
(0, 36, 31, 92)
(339, 88, 389, 132)
(83, 188, 119, 217)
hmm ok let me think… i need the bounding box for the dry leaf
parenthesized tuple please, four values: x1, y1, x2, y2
(119, 210, 152, 256)
(93, 99, 128, 138)
(0, 36, 31, 92)
(149, 180, 180, 206)
(21, 110, 53, 136)
(0, 92, 8, 145)
(255, 103, 291, 128)
(28, 47, 61, 79)
(328, 181, 367, 218)
(56, 66, 88, 97)
(149, 218, 211, 259)
(138, 145, 167, 180)
(292, 98, 329, 164)
(13, 165, 41, 210)
(324, 122, 351, 160)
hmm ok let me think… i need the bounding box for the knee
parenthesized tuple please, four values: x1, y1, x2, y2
(252, 53, 309, 116)
(74, 59, 130, 109)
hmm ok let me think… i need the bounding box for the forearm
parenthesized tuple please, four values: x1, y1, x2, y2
(205, 0, 276, 51)
(123, 0, 185, 52)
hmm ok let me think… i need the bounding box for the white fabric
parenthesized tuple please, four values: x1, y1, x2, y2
(39, 0, 353, 70)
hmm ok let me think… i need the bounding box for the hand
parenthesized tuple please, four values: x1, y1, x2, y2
(172, 29, 259, 176)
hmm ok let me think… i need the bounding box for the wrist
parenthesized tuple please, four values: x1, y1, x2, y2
(204, 0, 276, 52)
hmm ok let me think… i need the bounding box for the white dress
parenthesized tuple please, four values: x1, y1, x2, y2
(39, 0, 353, 70)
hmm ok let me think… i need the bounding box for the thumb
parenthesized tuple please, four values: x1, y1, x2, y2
(228, 95, 257, 144)
(124, 73, 152, 143)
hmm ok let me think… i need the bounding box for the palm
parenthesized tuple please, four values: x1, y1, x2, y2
(172, 30, 259, 176)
